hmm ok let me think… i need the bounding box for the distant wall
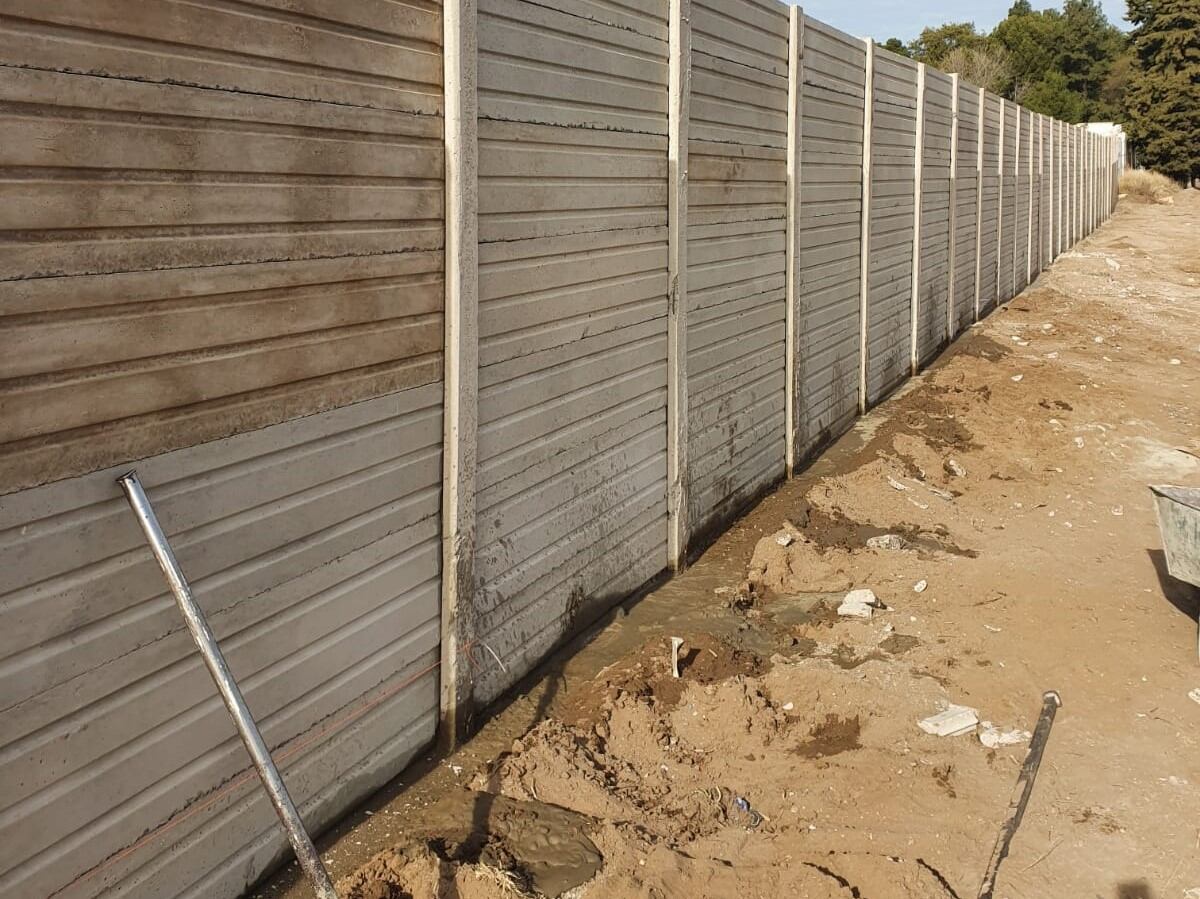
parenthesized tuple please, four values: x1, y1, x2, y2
(0, 2, 1120, 897)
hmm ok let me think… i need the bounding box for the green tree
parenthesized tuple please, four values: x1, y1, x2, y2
(879, 37, 913, 58)
(1058, 0, 1126, 114)
(1125, 0, 1200, 183)
(908, 22, 984, 67)
(991, 4, 1067, 97)
(1019, 70, 1089, 119)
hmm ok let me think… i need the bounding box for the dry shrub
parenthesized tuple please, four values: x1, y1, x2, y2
(1120, 169, 1180, 204)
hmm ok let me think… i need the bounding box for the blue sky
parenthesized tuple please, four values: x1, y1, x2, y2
(796, 0, 1131, 42)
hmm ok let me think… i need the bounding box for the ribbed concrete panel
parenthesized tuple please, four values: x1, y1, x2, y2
(916, 67, 953, 366)
(0, 388, 442, 899)
(998, 100, 1018, 304)
(686, 0, 789, 541)
(978, 92, 1002, 315)
(795, 17, 865, 460)
(0, 2, 445, 494)
(474, 0, 669, 705)
(865, 48, 918, 406)
(952, 81, 980, 334)
(1014, 109, 1031, 293)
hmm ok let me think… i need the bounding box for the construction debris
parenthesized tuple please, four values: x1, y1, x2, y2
(918, 704, 980, 737)
(838, 588, 881, 619)
(978, 722, 1032, 749)
(866, 534, 909, 551)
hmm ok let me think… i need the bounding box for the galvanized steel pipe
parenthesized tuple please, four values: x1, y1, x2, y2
(117, 470, 338, 899)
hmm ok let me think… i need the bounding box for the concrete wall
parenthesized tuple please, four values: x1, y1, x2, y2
(0, 2, 446, 494)
(915, 67, 953, 367)
(793, 16, 865, 461)
(471, 0, 671, 705)
(951, 81, 980, 334)
(864, 48, 918, 406)
(685, 0, 789, 540)
(0, 3, 1120, 897)
(0, 3, 446, 898)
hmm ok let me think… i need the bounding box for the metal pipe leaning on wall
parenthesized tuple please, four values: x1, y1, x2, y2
(117, 471, 339, 899)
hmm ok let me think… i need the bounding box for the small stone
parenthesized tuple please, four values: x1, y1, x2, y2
(1188, 688, 1200, 705)
(913, 579, 928, 593)
(775, 531, 794, 547)
(946, 459, 967, 478)
(1074, 436, 1085, 448)
(1094, 336, 1105, 343)
(1011, 374, 1024, 382)
(1170, 358, 1182, 365)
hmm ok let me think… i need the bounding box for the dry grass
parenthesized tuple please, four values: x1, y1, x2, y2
(1120, 169, 1181, 203)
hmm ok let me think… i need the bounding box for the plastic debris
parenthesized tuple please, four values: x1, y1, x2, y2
(913, 579, 928, 593)
(733, 796, 763, 828)
(866, 534, 909, 551)
(918, 704, 979, 737)
(838, 588, 881, 619)
(978, 722, 1031, 748)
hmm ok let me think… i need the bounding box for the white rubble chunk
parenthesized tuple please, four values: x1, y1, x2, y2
(978, 721, 1031, 748)
(918, 704, 979, 737)
(866, 534, 909, 551)
(838, 589, 879, 619)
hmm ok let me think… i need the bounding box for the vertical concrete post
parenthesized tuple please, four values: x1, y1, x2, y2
(440, 0, 479, 746)
(909, 63, 925, 374)
(995, 100, 1004, 306)
(857, 39, 874, 414)
(946, 74, 959, 340)
(666, 0, 690, 571)
(973, 87, 984, 322)
(785, 8, 804, 475)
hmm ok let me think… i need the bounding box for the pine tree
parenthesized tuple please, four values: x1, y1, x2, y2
(1125, 0, 1200, 184)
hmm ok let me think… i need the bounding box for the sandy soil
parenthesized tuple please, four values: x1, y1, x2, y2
(257, 193, 1200, 899)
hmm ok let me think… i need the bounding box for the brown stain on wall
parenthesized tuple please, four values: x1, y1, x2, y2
(0, 2, 446, 493)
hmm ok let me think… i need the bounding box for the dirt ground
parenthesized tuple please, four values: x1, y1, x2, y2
(257, 192, 1200, 899)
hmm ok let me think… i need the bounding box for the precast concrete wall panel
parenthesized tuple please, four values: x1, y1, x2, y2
(978, 91, 1002, 315)
(865, 48, 918, 406)
(686, 0, 790, 539)
(0, 5, 448, 898)
(0, 2, 446, 495)
(1014, 109, 1031, 293)
(916, 67, 953, 366)
(952, 81, 980, 333)
(0, 390, 443, 899)
(998, 100, 1018, 305)
(794, 17, 865, 459)
(474, 0, 670, 705)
